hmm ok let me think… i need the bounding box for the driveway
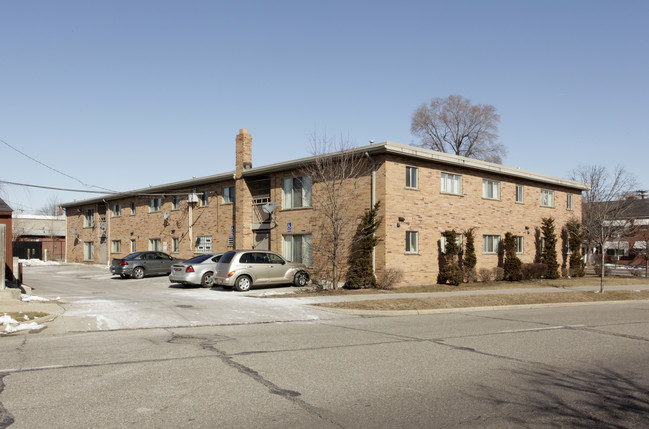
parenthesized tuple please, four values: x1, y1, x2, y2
(21, 263, 345, 333)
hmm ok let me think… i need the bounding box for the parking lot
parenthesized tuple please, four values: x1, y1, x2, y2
(21, 263, 345, 333)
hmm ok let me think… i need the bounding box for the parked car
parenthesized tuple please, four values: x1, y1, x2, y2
(214, 250, 310, 291)
(169, 253, 223, 288)
(110, 251, 181, 279)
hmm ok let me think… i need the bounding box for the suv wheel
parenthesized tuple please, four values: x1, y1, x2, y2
(235, 275, 252, 292)
(293, 271, 309, 287)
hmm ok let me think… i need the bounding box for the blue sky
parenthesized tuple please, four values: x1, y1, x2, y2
(1, 0, 648, 214)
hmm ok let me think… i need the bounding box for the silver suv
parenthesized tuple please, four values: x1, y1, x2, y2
(214, 250, 310, 291)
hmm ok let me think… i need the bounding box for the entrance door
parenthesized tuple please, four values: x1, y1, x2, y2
(254, 231, 270, 250)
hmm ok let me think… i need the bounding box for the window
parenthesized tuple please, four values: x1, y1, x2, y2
(516, 185, 524, 203)
(567, 194, 573, 210)
(516, 236, 524, 254)
(83, 208, 95, 228)
(111, 240, 121, 253)
(283, 176, 312, 209)
(84, 242, 94, 261)
(540, 189, 555, 207)
(150, 198, 162, 213)
(149, 238, 162, 251)
(283, 234, 313, 266)
(172, 237, 179, 253)
(130, 202, 136, 215)
(406, 231, 419, 253)
(112, 204, 121, 217)
(482, 180, 500, 200)
(440, 233, 463, 254)
(441, 173, 462, 195)
(196, 236, 212, 253)
(130, 239, 136, 253)
(406, 166, 418, 189)
(172, 196, 180, 210)
(200, 191, 209, 207)
(483, 235, 500, 254)
(223, 186, 235, 204)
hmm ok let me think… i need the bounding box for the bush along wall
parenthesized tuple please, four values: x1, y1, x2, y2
(437, 230, 463, 286)
(503, 232, 523, 281)
(541, 217, 560, 279)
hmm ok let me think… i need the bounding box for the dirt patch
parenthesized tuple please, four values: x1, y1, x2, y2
(316, 290, 649, 311)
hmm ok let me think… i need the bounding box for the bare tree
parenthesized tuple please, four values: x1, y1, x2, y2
(38, 195, 62, 216)
(410, 95, 506, 163)
(300, 132, 373, 289)
(571, 165, 637, 292)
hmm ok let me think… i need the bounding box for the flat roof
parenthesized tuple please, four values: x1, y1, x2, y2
(62, 141, 588, 207)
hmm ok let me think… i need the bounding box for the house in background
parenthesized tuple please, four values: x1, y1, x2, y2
(600, 196, 649, 266)
(61, 129, 588, 286)
(0, 197, 14, 283)
(12, 214, 66, 261)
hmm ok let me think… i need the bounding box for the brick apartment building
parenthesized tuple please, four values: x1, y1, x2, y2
(62, 129, 588, 286)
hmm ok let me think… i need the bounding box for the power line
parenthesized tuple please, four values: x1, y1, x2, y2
(0, 180, 117, 194)
(1, 137, 118, 193)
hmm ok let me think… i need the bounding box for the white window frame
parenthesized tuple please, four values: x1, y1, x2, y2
(130, 202, 136, 215)
(441, 172, 462, 195)
(282, 234, 313, 266)
(482, 180, 500, 200)
(440, 233, 463, 254)
(83, 208, 95, 228)
(172, 237, 180, 253)
(112, 204, 121, 217)
(196, 236, 212, 253)
(223, 186, 235, 204)
(149, 238, 162, 251)
(483, 235, 500, 254)
(516, 236, 524, 254)
(283, 176, 312, 209)
(130, 239, 136, 253)
(172, 196, 180, 210)
(200, 191, 209, 207)
(515, 185, 524, 204)
(406, 231, 419, 254)
(150, 198, 162, 213)
(111, 240, 121, 253)
(406, 166, 418, 189)
(567, 194, 573, 210)
(84, 242, 94, 261)
(540, 189, 555, 207)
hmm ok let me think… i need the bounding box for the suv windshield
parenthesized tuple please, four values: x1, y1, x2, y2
(220, 251, 237, 264)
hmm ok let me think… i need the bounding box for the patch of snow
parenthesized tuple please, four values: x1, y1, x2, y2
(0, 313, 45, 334)
(18, 259, 62, 266)
(21, 294, 57, 302)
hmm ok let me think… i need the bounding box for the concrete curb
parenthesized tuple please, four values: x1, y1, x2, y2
(311, 299, 649, 316)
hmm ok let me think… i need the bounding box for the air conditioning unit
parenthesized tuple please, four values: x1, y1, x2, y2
(188, 193, 199, 203)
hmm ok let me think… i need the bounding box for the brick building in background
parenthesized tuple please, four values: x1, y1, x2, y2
(62, 129, 588, 286)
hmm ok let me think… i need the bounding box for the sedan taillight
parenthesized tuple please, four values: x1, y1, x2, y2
(120, 260, 129, 266)
(185, 266, 195, 273)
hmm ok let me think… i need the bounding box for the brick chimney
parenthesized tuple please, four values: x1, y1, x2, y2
(235, 128, 252, 179)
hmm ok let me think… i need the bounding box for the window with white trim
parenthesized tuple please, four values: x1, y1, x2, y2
(406, 166, 418, 189)
(223, 186, 235, 204)
(483, 235, 500, 254)
(540, 189, 555, 207)
(149, 238, 162, 251)
(150, 198, 162, 213)
(83, 208, 95, 228)
(195, 236, 212, 253)
(440, 233, 463, 253)
(482, 180, 500, 200)
(516, 236, 524, 254)
(441, 172, 462, 195)
(84, 242, 94, 261)
(112, 204, 121, 217)
(200, 191, 209, 207)
(515, 185, 524, 203)
(111, 240, 121, 253)
(282, 234, 312, 266)
(283, 176, 312, 209)
(172, 196, 180, 210)
(130, 202, 136, 215)
(172, 238, 179, 253)
(406, 231, 419, 253)
(567, 194, 573, 210)
(130, 239, 136, 253)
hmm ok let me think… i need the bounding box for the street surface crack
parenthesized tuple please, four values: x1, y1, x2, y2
(0, 374, 16, 429)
